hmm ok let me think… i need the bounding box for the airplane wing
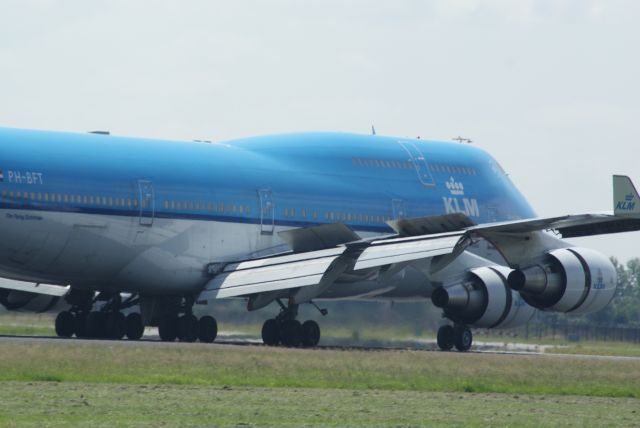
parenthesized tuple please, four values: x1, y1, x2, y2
(199, 231, 465, 300)
(199, 175, 640, 300)
(0, 278, 69, 312)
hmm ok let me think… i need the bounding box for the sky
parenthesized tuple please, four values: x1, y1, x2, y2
(0, 0, 639, 261)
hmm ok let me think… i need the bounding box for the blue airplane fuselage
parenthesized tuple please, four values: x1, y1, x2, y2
(0, 127, 535, 294)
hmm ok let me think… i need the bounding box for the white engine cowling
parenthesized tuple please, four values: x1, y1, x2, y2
(507, 247, 616, 314)
(431, 266, 536, 328)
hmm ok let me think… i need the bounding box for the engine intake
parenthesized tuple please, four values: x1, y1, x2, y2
(432, 266, 535, 329)
(507, 247, 616, 314)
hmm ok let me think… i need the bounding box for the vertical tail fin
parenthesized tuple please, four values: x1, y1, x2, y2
(613, 175, 640, 217)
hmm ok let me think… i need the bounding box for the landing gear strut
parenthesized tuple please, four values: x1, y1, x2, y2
(437, 324, 473, 352)
(157, 297, 218, 343)
(54, 290, 145, 340)
(261, 300, 323, 348)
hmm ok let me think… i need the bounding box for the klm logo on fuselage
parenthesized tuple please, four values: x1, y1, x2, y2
(442, 177, 480, 217)
(616, 193, 636, 211)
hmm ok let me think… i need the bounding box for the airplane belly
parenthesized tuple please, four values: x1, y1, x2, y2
(0, 209, 72, 280)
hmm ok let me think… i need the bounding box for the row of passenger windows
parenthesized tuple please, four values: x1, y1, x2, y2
(283, 206, 391, 224)
(430, 163, 477, 176)
(2, 190, 141, 207)
(2, 189, 392, 225)
(353, 158, 414, 169)
(162, 200, 251, 216)
(352, 157, 477, 176)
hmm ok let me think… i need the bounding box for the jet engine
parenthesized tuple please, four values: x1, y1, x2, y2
(431, 266, 535, 328)
(0, 289, 66, 313)
(506, 247, 616, 314)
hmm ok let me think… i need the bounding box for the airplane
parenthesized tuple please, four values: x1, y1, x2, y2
(0, 126, 639, 351)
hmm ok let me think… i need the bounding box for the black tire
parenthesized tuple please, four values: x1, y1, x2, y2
(454, 326, 473, 352)
(179, 314, 199, 342)
(301, 320, 321, 347)
(105, 312, 126, 339)
(55, 311, 74, 338)
(86, 311, 107, 338)
(281, 319, 302, 348)
(125, 313, 144, 340)
(261, 319, 280, 346)
(74, 313, 89, 338)
(198, 316, 218, 343)
(437, 325, 455, 351)
(158, 315, 179, 342)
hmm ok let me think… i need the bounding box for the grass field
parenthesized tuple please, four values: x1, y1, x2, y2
(1, 382, 638, 427)
(0, 340, 639, 426)
(2, 314, 640, 426)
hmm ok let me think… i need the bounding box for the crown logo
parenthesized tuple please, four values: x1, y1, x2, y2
(625, 193, 635, 202)
(445, 177, 464, 196)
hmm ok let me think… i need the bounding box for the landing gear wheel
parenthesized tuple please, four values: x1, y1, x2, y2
(87, 311, 107, 338)
(55, 311, 74, 338)
(301, 320, 320, 347)
(437, 325, 455, 351)
(105, 312, 126, 339)
(125, 313, 144, 340)
(158, 315, 179, 342)
(281, 319, 302, 347)
(198, 316, 218, 343)
(74, 313, 89, 338)
(454, 326, 473, 352)
(261, 319, 280, 346)
(179, 314, 199, 342)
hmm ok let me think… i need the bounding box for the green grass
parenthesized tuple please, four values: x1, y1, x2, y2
(0, 313, 55, 336)
(0, 382, 637, 427)
(0, 341, 639, 398)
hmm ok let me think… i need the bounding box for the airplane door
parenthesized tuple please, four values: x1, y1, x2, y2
(137, 179, 155, 226)
(392, 199, 407, 219)
(258, 188, 274, 235)
(397, 141, 436, 187)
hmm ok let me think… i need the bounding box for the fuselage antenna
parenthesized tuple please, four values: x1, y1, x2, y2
(453, 136, 472, 144)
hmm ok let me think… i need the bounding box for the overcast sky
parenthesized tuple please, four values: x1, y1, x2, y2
(1, 0, 639, 261)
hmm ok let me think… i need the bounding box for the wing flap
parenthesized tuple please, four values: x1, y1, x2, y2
(353, 232, 464, 270)
(200, 247, 347, 299)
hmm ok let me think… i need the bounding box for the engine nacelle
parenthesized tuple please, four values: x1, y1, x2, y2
(0, 289, 66, 313)
(431, 266, 535, 329)
(507, 247, 616, 314)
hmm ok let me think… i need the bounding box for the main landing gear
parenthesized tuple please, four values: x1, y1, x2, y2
(437, 324, 473, 352)
(157, 297, 218, 343)
(54, 292, 144, 340)
(261, 300, 324, 348)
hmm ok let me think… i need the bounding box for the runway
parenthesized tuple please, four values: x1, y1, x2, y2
(2, 332, 639, 362)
